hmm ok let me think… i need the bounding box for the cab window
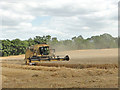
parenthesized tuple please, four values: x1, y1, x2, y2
(39, 46, 49, 55)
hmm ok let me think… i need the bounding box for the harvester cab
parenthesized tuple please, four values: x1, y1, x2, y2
(24, 44, 69, 65)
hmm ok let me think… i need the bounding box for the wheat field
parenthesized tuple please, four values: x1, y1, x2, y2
(1, 48, 118, 88)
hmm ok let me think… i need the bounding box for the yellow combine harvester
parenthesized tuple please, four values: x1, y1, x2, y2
(24, 43, 69, 65)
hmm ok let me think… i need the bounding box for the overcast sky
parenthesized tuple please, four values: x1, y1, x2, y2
(0, 0, 118, 40)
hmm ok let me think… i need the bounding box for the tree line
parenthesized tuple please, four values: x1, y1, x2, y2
(0, 33, 118, 56)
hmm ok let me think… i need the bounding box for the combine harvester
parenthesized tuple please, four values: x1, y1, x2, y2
(24, 43, 70, 65)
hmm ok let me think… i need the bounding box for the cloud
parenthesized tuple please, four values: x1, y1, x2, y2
(0, 0, 118, 40)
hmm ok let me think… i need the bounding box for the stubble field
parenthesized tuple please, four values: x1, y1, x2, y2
(0, 48, 118, 88)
